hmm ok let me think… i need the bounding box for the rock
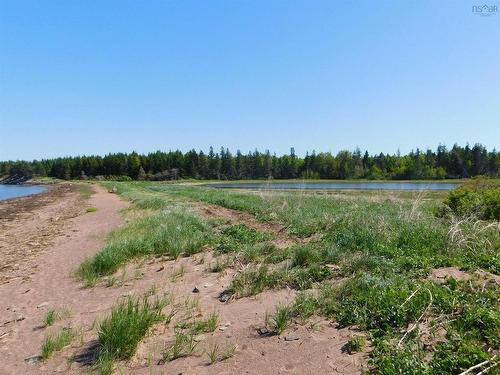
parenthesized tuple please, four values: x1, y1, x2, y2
(36, 302, 48, 309)
(218, 290, 232, 302)
(192, 287, 200, 293)
(257, 327, 271, 336)
(284, 334, 300, 341)
(219, 326, 227, 331)
(203, 283, 212, 288)
(156, 266, 165, 272)
(24, 355, 42, 364)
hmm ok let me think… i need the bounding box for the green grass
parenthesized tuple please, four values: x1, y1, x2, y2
(41, 328, 74, 359)
(78, 184, 93, 199)
(175, 311, 219, 334)
(97, 296, 167, 370)
(161, 331, 199, 362)
(77, 210, 213, 285)
(86, 206, 98, 213)
(88, 181, 499, 373)
(42, 309, 59, 327)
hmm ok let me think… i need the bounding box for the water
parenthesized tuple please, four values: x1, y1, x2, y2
(0, 185, 47, 201)
(208, 181, 458, 191)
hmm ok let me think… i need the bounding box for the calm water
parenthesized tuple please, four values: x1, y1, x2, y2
(208, 182, 458, 191)
(0, 185, 47, 201)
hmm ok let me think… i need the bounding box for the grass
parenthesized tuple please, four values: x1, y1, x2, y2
(96, 296, 167, 373)
(42, 309, 59, 327)
(161, 331, 199, 362)
(77, 210, 213, 285)
(90, 181, 499, 373)
(170, 264, 186, 281)
(86, 206, 98, 213)
(175, 311, 219, 334)
(41, 328, 74, 359)
(205, 342, 236, 364)
(78, 184, 93, 199)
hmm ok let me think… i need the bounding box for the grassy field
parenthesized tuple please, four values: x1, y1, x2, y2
(79, 181, 499, 374)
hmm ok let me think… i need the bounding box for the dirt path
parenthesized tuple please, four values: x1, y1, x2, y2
(0, 185, 128, 374)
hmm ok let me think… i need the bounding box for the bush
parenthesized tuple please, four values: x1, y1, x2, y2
(444, 179, 500, 220)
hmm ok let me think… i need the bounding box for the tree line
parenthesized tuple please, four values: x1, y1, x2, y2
(0, 144, 498, 181)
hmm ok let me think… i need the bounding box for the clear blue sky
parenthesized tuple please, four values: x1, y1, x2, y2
(1, 0, 499, 161)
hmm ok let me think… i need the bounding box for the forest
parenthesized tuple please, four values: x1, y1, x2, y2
(0, 143, 498, 181)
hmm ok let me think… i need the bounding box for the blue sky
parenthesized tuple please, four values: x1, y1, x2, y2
(1, 0, 499, 160)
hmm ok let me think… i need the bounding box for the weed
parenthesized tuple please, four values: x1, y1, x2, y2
(345, 336, 366, 354)
(41, 328, 74, 359)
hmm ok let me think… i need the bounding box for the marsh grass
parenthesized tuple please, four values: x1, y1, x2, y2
(41, 328, 74, 359)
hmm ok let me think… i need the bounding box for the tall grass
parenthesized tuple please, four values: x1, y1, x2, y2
(97, 296, 167, 370)
(77, 210, 213, 285)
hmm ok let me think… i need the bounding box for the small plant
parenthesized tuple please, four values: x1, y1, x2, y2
(43, 309, 59, 327)
(98, 297, 166, 362)
(41, 328, 74, 359)
(162, 331, 198, 362)
(271, 305, 292, 333)
(206, 343, 220, 364)
(171, 264, 186, 281)
(345, 336, 366, 354)
(206, 342, 236, 365)
(175, 311, 219, 334)
(86, 206, 98, 213)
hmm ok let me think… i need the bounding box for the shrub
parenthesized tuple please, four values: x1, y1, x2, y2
(444, 179, 500, 220)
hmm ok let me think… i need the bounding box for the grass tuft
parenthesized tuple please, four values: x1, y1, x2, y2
(41, 328, 74, 359)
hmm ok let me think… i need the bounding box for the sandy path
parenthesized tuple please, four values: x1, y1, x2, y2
(0, 185, 127, 374)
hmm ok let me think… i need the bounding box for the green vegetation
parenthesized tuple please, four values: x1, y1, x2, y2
(42, 309, 59, 327)
(97, 297, 167, 372)
(41, 328, 75, 359)
(77, 210, 213, 285)
(345, 336, 366, 354)
(2, 143, 498, 180)
(175, 311, 219, 334)
(205, 342, 236, 364)
(78, 184, 93, 199)
(86, 206, 98, 213)
(442, 178, 500, 220)
(77, 181, 499, 373)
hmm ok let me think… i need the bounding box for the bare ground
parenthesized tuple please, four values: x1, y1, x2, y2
(0, 184, 368, 374)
